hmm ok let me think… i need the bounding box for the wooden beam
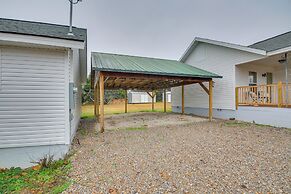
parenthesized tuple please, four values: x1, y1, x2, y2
(93, 71, 100, 89)
(151, 91, 155, 111)
(99, 72, 105, 133)
(164, 89, 167, 113)
(125, 90, 128, 113)
(94, 83, 97, 116)
(209, 80, 213, 121)
(199, 82, 209, 95)
(96, 81, 100, 121)
(101, 71, 211, 82)
(182, 84, 185, 114)
(146, 92, 153, 98)
(235, 87, 238, 110)
(278, 81, 283, 108)
(104, 78, 198, 91)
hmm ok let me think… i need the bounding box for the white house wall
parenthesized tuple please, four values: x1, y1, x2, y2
(69, 48, 82, 140)
(235, 62, 291, 86)
(273, 64, 291, 83)
(0, 46, 68, 148)
(172, 43, 265, 110)
(235, 64, 276, 86)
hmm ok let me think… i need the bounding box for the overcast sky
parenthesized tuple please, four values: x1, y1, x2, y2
(1, 0, 291, 70)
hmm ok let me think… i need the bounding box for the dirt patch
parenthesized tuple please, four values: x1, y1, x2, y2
(65, 113, 291, 193)
(105, 112, 207, 130)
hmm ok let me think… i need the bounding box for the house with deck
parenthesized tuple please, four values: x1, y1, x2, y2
(172, 32, 291, 128)
(0, 18, 87, 168)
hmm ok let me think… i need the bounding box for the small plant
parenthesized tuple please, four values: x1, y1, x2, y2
(78, 128, 88, 136)
(31, 154, 54, 169)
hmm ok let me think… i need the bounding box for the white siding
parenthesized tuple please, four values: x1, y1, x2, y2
(128, 92, 155, 104)
(172, 43, 264, 110)
(273, 64, 291, 83)
(235, 64, 276, 86)
(69, 49, 82, 139)
(0, 46, 67, 148)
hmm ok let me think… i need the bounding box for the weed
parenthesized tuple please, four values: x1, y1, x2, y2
(31, 154, 54, 169)
(124, 126, 147, 131)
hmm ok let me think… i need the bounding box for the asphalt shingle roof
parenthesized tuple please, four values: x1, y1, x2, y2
(249, 31, 291, 52)
(0, 18, 86, 42)
(92, 52, 222, 78)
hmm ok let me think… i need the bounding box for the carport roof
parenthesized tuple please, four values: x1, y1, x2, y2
(91, 52, 221, 79)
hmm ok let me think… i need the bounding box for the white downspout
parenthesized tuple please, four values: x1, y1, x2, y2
(285, 53, 289, 107)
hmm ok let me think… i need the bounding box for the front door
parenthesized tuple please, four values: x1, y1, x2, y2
(266, 72, 273, 84)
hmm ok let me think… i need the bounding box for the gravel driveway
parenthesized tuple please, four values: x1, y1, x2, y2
(65, 112, 290, 193)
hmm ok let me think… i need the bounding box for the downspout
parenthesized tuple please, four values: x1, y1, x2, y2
(285, 53, 289, 107)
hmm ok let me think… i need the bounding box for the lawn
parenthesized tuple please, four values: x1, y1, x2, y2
(81, 102, 172, 119)
(0, 157, 71, 193)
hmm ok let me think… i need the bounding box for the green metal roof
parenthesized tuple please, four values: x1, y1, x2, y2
(92, 52, 221, 79)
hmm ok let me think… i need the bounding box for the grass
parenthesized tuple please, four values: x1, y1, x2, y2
(81, 102, 172, 119)
(223, 120, 252, 127)
(123, 126, 148, 131)
(224, 120, 276, 128)
(0, 158, 72, 194)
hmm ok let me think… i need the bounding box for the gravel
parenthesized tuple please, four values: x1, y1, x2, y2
(64, 112, 291, 193)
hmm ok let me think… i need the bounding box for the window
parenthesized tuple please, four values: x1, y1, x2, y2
(249, 71, 257, 86)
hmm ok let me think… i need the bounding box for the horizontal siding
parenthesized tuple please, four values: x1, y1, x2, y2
(0, 47, 67, 148)
(172, 43, 264, 110)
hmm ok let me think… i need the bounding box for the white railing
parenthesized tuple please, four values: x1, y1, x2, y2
(236, 82, 291, 108)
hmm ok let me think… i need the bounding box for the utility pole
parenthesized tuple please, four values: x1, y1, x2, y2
(68, 0, 82, 36)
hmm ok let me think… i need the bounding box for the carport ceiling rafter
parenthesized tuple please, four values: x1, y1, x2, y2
(97, 71, 211, 90)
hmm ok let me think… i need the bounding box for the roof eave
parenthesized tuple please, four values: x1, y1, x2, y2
(266, 46, 291, 56)
(92, 67, 222, 79)
(0, 32, 85, 49)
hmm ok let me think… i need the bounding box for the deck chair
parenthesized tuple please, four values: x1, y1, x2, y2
(249, 91, 258, 104)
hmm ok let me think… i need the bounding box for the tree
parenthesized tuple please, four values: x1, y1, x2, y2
(82, 76, 127, 104)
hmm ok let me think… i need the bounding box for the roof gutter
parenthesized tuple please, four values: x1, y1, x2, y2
(267, 46, 291, 56)
(0, 32, 85, 49)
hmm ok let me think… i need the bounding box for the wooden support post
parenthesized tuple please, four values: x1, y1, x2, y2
(278, 81, 283, 108)
(163, 89, 167, 112)
(97, 81, 100, 120)
(94, 84, 97, 116)
(235, 87, 239, 110)
(99, 73, 105, 133)
(152, 91, 155, 111)
(181, 84, 185, 114)
(125, 90, 128, 113)
(209, 80, 213, 121)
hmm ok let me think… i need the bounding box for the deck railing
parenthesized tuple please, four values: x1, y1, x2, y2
(235, 82, 291, 109)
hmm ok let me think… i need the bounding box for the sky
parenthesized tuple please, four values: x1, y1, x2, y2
(1, 0, 291, 73)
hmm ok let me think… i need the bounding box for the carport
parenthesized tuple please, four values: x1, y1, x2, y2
(91, 52, 222, 132)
